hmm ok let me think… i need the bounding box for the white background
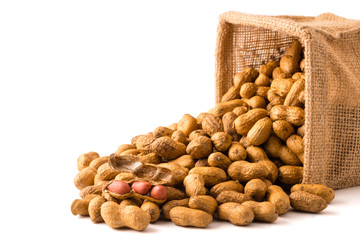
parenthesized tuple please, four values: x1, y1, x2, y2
(1, 0, 359, 239)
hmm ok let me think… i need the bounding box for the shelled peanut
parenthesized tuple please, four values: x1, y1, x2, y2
(70, 39, 335, 231)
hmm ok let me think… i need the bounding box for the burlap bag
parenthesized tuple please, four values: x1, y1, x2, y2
(215, 12, 360, 189)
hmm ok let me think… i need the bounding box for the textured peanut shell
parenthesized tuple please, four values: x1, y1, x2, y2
(195, 158, 209, 167)
(153, 126, 174, 138)
(284, 78, 305, 107)
(71, 194, 99, 216)
(94, 163, 121, 184)
(266, 185, 290, 215)
(201, 114, 224, 136)
(157, 162, 189, 186)
(286, 134, 304, 164)
(240, 82, 258, 99)
(101, 201, 150, 231)
(189, 195, 218, 215)
(233, 67, 259, 88)
(246, 117, 272, 146)
(115, 144, 135, 156)
(244, 179, 268, 202)
(186, 136, 213, 159)
(221, 86, 240, 102)
(77, 152, 100, 171)
(216, 191, 252, 204)
(177, 114, 198, 137)
(297, 124, 305, 138)
(222, 112, 239, 141)
(188, 167, 227, 187)
(228, 161, 268, 182)
(242, 201, 278, 223)
(280, 55, 300, 75)
(79, 181, 108, 198)
(188, 129, 208, 141)
(291, 184, 335, 203)
(267, 89, 285, 106)
(162, 198, 190, 219)
(74, 166, 97, 190)
(168, 155, 195, 170)
(88, 196, 106, 223)
(209, 180, 244, 198)
(217, 202, 254, 226)
(207, 152, 232, 171)
(270, 77, 294, 98)
(165, 186, 187, 201)
(269, 105, 305, 127)
(141, 201, 160, 223)
(150, 136, 186, 160)
(278, 165, 303, 185)
(234, 108, 268, 135)
(265, 135, 302, 166)
(273, 120, 295, 141)
(254, 73, 271, 86)
(89, 156, 110, 170)
(211, 132, 232, 152)
(243, 96, 266, 109)
(233, 106, 248, 116)
(169, 207, 213, 228)
(228, 142, 247, 161)
(259, 60, 279, 77)
(135, 135, 156, 149)
(171, 130, 189, 145)
(209, 99, 248, 118)
(272, 67, 292, 80)
(183, 174, 207, 196)
(289, 191, 327, 213)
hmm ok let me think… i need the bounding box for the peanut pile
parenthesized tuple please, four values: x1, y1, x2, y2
(71, 40, 335, 230)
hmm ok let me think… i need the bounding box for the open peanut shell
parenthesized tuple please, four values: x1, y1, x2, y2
(108, 154, 174, 186)
(102, 180, 167, 204)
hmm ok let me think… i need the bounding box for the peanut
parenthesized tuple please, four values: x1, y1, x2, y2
(228, 160, 269, 182)
(115, 144, 135, 156)
(150, 136, 186, 160)
(189, 167, 227, 187)
(246, 117, 273, 145)
(74, 166, 97, 190)
(162, 198, 189, 219)
(88, 196, 106, 223)
(131, 181, 152, 195)
(272, 120, 295, 141)
(141, 201, 160, 223)
(208, 152, 232, 171)
(189, 195, 218, 215)
(266, 185, 290, 215)
(286, 134, 304, 164)
(228, 142, 247, 161)
(183, 173, 207, 196)
(201, 113, 224, 136)
(269, 105, 305, 127)
(209, 99, 248, 118)
(186, 136, 213, 159)
(165, 186, 187, 201)
(243, 96, 266, 109)
(77, 152, 100, 171)
(171, 130, 189, 145)
(289, 191, 327, 213)
(278, 165, 303, 185)
(216, 190, 252, 204)
(177, 114, 198, 137)
(290, 184, 335, 203)
(71, 194, 99, 216)
(233, 67, 259, 89)
(222, 112, 240, 141)
(211, 132, 232, 152)
(101, 201, 151, 231)
(168, 155, 195, 169)
(242, 201, 278, 223)
(217, 202, 254, 226)
(169, 206, 213, 228)
(234, 108, 268, 135)
(244, 179, 268, 202)
(265, 135, 302, 166)
(209, 180, 244, 198)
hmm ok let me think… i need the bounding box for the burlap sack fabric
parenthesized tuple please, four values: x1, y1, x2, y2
(215, 12, 360, 189)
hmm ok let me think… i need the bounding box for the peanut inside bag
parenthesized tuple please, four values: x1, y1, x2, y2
(215, 12, 360, 189)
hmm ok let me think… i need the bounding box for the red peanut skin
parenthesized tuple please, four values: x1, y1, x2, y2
(131, 181, 152, 195)
(107, 181, 131, 194)
(150, 185, 168, 200)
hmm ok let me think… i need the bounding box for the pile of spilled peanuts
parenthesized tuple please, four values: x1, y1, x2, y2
(71, 40, 335, 230)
